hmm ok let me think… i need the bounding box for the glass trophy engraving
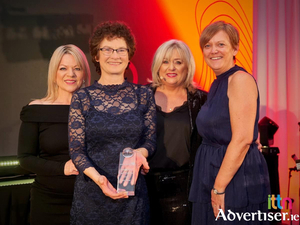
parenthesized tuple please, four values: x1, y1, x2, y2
(117, 147, 136, 196)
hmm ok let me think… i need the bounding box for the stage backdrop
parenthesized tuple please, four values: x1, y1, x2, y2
(156, 0, 253, 90)
(0, 0, 252, 153)
(254, 0, 300, 218)
(1, 0, 299, 217)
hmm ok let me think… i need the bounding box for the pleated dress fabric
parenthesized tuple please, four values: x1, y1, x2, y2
(189, 66, 270, 224)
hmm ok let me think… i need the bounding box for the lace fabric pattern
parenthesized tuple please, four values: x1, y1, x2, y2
(69, 80, 156, 174)
(68, 80, 156, 224)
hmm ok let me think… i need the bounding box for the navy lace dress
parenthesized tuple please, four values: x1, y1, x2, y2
(189, 66, 270, 224)
(68, 80, 156, 225)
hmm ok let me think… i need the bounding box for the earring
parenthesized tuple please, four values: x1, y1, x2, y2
(83, 80, 85, 83)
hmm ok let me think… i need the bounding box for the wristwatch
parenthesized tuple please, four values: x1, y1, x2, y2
(212, 187, 225, 195)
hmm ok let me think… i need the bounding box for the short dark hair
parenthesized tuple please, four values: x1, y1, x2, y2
(89, 21, 136, 75)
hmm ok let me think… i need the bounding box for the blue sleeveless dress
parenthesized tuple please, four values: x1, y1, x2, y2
(189, 66, 270, 224)
(68, 81, 156, 225)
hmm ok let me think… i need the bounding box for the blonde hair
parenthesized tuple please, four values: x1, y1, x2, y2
(151, 39, 196, 90)
(43, 44, 91, 102)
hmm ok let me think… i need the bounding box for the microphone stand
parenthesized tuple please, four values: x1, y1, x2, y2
(285, 122, 300, 225)
(287, 167, 297, 199)
(287, 167, 297, 225)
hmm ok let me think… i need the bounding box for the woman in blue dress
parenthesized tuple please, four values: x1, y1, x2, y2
(189, 21, 270, 224)
(68, 21, 156, 225)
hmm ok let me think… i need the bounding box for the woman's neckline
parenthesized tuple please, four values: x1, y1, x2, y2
(156, 101, 188, 114)
(216, 65, 239, 80)
(28, 104, 70, 106)
(97, 76, 126, 85)
(94, 79, 129, 90)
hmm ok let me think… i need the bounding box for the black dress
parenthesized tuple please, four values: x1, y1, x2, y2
(68, 81, 156, 225)
(18, 105, 76, 225)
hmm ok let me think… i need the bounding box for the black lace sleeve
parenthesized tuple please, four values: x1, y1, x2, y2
(136, 85, 156, 157)
(68, 89, 94, 173)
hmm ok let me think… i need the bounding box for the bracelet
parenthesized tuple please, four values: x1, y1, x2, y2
(212, 187, 225, 195)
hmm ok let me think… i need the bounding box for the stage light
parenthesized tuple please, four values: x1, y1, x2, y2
(0, 160, 19, 167)
(0, 156, 33, 178)
(258, 116, 279, 147)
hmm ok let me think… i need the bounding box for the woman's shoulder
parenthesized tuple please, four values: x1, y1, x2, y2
(189, 86, 208, 98)
(230, 70, 256, 86)
(70, 87, 90, 102)
(130, 82, 153, 93)
(74, 86, 90, 95)
(194, 88, 208, 95)
(228, 70, 258, 98)
(28, 99, 44, 105)
(187, 87, 208, 108)
(28, 98, 63, 105)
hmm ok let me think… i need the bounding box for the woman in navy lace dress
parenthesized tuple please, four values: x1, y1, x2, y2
(68, 21, 156, 225)
(189, 21, 270, 224)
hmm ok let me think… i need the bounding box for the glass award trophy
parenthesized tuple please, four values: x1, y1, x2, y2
(117, 147, 136, 196)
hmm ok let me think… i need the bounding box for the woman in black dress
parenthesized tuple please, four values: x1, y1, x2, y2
(18, 44, 91, 225)
(146, 39, 207, 225)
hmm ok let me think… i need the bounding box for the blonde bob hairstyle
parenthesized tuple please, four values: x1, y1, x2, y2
(151, 39, 196, 90)
(43, 44, 91, 102)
